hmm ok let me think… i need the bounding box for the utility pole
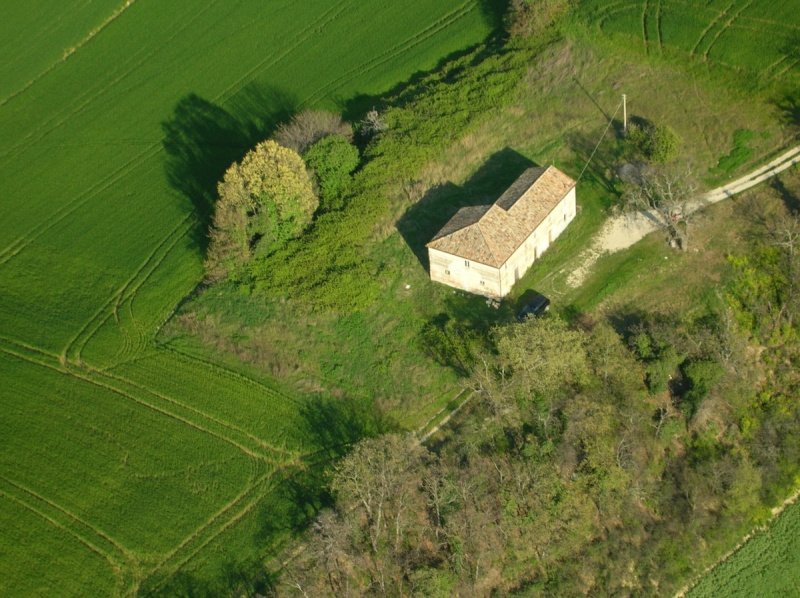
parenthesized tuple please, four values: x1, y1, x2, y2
(622, 93, 627, 135)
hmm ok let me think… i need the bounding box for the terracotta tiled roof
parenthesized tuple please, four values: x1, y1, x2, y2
(426, 165, 575, 267)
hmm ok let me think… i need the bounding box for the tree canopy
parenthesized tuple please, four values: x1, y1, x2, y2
(205, 140, 317, 281)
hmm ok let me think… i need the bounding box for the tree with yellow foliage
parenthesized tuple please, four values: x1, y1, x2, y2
(205, 140, 317, 281)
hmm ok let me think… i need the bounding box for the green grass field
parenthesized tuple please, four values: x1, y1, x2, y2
(0, 1, 495, 594)
(687, 499, 800, 597)
(578, 0, 800, 87)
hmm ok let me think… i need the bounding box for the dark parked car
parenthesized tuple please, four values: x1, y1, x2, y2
(516, 293, 550, 321)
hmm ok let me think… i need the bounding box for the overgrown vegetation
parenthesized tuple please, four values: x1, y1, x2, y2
(276, 173, 800, 595)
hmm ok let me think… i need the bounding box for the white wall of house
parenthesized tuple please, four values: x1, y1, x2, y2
(498, 187, 576, 296)
(429, 248, 502, 297)
(429, 187, 576, 298)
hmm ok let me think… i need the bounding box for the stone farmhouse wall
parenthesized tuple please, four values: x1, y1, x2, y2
(428, 187, 576, 298)
(429, 247, 503, 297)
(497, 186, 576, 296)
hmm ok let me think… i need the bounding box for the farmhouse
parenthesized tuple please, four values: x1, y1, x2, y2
(426, 165, 576, 298)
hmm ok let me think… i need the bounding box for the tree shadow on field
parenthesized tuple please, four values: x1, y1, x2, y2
(161, 84, 298, 251)
(396, 147, 535, 273)
(476, 0, 510, 33)
(254, 394, 396, 544)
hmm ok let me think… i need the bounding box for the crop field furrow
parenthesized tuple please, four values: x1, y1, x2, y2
(59, 196, 192, 364)
(0, 0, 141, 109)
(93, 366, 300, 460)
(0, 475, 134, 566)
(298, 0, 477, 108)
(143, 469, 283, 592)
(210, 0, 355, 107)
(0, 342, 271, 463)
(0, 146, 163, 266)
(690, 2, 733, 56)
(0, 0, 220, 163)
(702, 0, 753, 60)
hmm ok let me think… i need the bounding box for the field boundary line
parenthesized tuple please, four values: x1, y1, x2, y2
(675, 486, 800, 597)
(0, 0, 140, 109)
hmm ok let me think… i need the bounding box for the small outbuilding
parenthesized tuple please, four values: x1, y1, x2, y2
(426, 165, 576, 298)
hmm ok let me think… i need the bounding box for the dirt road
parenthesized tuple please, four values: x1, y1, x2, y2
(567, 145, 800, 287)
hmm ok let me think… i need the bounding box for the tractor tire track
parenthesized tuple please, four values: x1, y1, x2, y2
(690, 2, 733, 57)
(0, 475, 135, 564)
(299, 0, 476, 109)
(0, 343, 273, 464)
(0, 0, 220, 163)
(0, 0, 141, 109)
(211, 0, 354, 108)
(60, 212, 193, 365)
(0, 489, 127, 590)
(702, 0, 753, 61)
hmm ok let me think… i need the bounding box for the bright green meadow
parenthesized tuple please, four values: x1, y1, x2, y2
(0, 1, 495, 594)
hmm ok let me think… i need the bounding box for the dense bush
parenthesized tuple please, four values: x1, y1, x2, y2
(627, 120, 682, 163)
(303, 134, 360, 212)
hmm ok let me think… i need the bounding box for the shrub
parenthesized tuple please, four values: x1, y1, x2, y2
(303, 134, 360, 212)
(273, 110, 352, 154)
(626, 120, 681, 163)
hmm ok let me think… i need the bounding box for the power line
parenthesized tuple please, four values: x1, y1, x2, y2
(577, 100, 623, 182)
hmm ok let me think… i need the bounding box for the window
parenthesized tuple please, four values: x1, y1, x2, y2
(465, 260, 470, 268)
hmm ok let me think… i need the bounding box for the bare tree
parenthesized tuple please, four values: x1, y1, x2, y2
(273, 110, 353, 154)
(623, 164, 698, 250)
